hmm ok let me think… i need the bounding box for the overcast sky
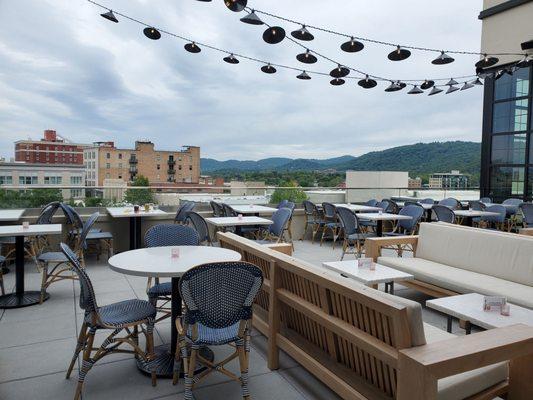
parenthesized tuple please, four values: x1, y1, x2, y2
(0, 0, 484, 161)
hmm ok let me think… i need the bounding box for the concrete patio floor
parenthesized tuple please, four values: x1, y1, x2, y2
(0, 240, 470, 400)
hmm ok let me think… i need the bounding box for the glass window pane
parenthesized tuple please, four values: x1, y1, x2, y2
(491, 134, 526, 164)
(490, 166, 524, 201)
(494, 67, 530, 100)
(493, 99, 529, 133)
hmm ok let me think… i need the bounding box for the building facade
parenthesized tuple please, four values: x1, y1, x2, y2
(0, 162, 85, 200)
(408, 177, 422, 189)
(479, 0, 533, 201)
(15, 130, 89, 165)
(429, 171, 469, 189)
(84, 141, 200, 187)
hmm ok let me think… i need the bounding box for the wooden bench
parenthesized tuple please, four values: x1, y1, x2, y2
(218, 231, 533, 400)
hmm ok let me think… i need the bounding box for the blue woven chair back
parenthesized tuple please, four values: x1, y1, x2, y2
(277, 200, 289, 209)
(175, 201, 195, 223)
(60, 242, 98, 312)
(187, 212, 210, 243)
(433, 205, 455, 223)
(519, 203, 533, 226)
(365, 199, 378, 207)
(302, 200, 315, 215)
(398, 205, 424, 232)
(484, 205, 506, 223)
(469, 201, 486, 211)
(376, 200, 389, 212)
(145, 224, 199, 247)
(438, 198, 460, 209)
(222, 203, 237, 217)
(210, 201, 224, 217)
(480, 197, 492, 203)
(419, 198, 435, 204)
(404, 201, 419, 207)
(36, 202, 61, 224)
(77, 212, 99, 250)
(502, 198, 522, 215)
(179, 262, 263, 329)
(322, 202, 336, 218)
(269, 208, 292, 236)
(284, 201, 296, 213)
(336, 207, 358, 236)
(63, 204, 84, 230)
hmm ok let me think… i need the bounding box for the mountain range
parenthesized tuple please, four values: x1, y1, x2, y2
(201, 141, 481, 178)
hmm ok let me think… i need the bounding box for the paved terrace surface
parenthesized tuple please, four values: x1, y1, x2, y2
(0, 241, 470, 400)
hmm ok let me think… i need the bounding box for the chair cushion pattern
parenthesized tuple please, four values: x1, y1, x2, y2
(38, 252, 69, 262)
(87, 299, 156, 327)
(186, 321, 241, 345)
(147, 282, 172, 297)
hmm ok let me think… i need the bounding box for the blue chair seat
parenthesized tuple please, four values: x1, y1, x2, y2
(86, 231, 113, 240)
(347, 232, 376, 240)
(147, 282, 172, 297)
(383, 232, 412, 237)
(38, 252, 69, 263)
(186, 321, 240, 345)
(325, 222, 340, 228)
(87, 299, 156, 327)
(359, 220, 377, 227)
(69, 228, 102, 236)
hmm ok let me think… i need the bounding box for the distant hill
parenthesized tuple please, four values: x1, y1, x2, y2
(200, 141, 481, 179)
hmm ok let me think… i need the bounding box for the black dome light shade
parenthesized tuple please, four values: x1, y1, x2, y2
(388, 45, 411, 61)
(446, 85, 459, 94)
(143, 27, 161, 40)
(428, 86, 443, 96)
(224, 0, 247, 12)
(330, 78, 345, 86)
(297, 71, 311, 80)
(240, 10, 263, 25)
(420, 80, 435, 90)
(291, 25, 314, 41)
(471, 78, 483, 86)
(408, 85, 424, 94)
(341, 37, 364, 53)
(475, 54, 499, 68)
(223, 54, 239, 64)
(101, 10, 118, 23)
(384, 81, 402, 92)
(184, 42, 201, 53)
(261, 64, 276, 74)
(358, 75, 377, 89)
(432, 51, 455, 65)
(517, 55, 532, 68)
(296, 49, 317, 64)
(460, 82, 475, 90)
(446, 78, 458, 86)
(330, 65, 349, 78)
(263, 26, 285, 44)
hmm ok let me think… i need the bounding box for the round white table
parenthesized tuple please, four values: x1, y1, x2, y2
(108, 246, 241, 378)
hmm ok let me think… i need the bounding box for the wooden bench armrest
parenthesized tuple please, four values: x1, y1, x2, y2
(365, 236, 419, 261)
(400, 324, 533, 378)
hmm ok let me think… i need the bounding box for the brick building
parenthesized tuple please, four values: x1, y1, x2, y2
(84, 140, 200, 187)
(14, 130, 89, 165)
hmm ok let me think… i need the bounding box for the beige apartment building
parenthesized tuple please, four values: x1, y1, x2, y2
(84, 141, 200, 187)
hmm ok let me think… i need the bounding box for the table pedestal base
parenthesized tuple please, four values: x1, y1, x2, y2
(137, 343, 214, 378)
(0, 291, 49, 308)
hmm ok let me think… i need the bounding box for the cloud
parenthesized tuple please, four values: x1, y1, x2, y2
(0, 0, 483, 161)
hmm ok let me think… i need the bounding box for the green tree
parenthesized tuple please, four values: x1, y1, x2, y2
(125, 175, 153, 205)
(270, 181, 307, 204)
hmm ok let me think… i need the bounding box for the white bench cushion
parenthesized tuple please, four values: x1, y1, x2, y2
(416, 222, 533, 286)
(378, 256, 533, 309)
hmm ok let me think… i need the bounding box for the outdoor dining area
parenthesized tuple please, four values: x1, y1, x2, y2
(0, 196, 532, 400)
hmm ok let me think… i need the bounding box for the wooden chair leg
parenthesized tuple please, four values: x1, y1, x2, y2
(66, 322, 87, 379)
(184, 346, 198, 400)
(40, 263, 48, 304)
(237, 340, 250, 400)
(144, 319, 157, 387)
(74, 328, 96, 400)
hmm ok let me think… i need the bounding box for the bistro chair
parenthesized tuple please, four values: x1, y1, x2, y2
(173, 261, 263, 400)
(419, 198, 435, 204)
(480, 204, 507, 231)
(502, 198, 522, 231)
(186, 211, 212, 245)
(320, 202, 341, 248)
(277, 199, 289, 209)
(282, 201, 296, 245)
(37, 212, 99, 304)
(256, 207, 291, 244)
(438, 197, 460, 210)
(480, 197, 492, 204)
(364, 199, 378, 207)
(209, 200, 224, 217)
(144, 224, 199, 322)
(519, 203, 533, 227)
(433, 204, 456, 224)
(469, 200, 486, 227)
(175, 201, 196, 224)
(300, 200, 324, 242)
(383, 204, 424, 256)
(60, 243, 157, 400)
(336, 207, 374, 260)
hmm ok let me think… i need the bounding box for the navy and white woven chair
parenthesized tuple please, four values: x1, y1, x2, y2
(145, 224, 199, 322)
(364, 199, 378, 207)
(383, 205, 424, 256)
(469, 201, 486, 226)
(186, 211, 212, 245)
(481, 204, 507, 231)
(480, 197, 492, 204)
(320, 202, 341, 248)
(175, 201, 196, 224)
(209, 200, 224, 217)
(336, 207, 375, 260)
(277, 199, 289, 209)
(256, 207, 291, 244)
(173, 261, 263, 400)
(281, 201, 295, 245)
(37, 212, 99, 304)
(519, 203, 533, 227)
(300, 200, 324, 242)
(433, 204, 456, 224)
(438, 198, 461, 210)
(502, 198, 522, 231)
(60, 243, 157, 400)
(419, 198, 435, 204)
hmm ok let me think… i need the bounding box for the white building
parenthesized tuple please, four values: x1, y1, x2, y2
(345, 171, 409, 202)
(0, 161, 85, 200)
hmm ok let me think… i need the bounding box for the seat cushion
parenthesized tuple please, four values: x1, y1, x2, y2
(421, 323, 509, 400)
(147, 282, 171, 297)
(86, 231, 113, 240)
(89, 299, 156, 327)
(377, 256, 533, 309)
(186, 321, 241, 345)
(37, 252, 68, 263)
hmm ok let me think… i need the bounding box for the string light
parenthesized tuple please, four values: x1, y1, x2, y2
(408, 85, 424, 94)
(184, 42, 201, 53)
(261, 63, 276, 74)
(240, 9, 263, 25)
(291, 25, 314, 41)
(387, 46, 411, 61)
(296, 49, 317, 64)
(143, 27, 161, 40)
(100, 10, 118, 23)
(224, 0, 247, 13)
(262, 26, 285, 44)
(428, 86, 443, 96)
